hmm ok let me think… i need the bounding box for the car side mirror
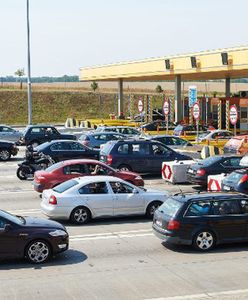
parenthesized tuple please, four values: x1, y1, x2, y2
(133, 189, 139, 194)
(4, 224, 11, 232)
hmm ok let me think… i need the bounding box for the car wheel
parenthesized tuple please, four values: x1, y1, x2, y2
(146, 201, 163, 218)
(193, 230, 216, 251)
(0, 149, 11, 161)
(25, 240, 51, 264)
(118, 164, 132, 172)
(70, 206, 91, 225)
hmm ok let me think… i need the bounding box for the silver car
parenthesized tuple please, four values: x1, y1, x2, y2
(0, 125, 22, 143)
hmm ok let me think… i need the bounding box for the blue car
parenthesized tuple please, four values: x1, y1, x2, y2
(100, 139, 192, 174)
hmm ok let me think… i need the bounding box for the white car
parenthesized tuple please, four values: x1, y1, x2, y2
(41, 176, 169, 224)
(197, 130, 234, 142)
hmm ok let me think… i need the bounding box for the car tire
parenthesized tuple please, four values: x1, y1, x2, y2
(118, 164, 132, 172)
(193, 230, 216, 251)
(25, 240, 51, 264)
(0, 149, 11, 161)
(70, 206, 91, 225)
(146, 201, 163, 218)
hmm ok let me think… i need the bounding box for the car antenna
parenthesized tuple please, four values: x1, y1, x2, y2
(174, 183, 185, 197)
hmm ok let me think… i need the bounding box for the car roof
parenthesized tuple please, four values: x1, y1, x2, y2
(27, 124, 55, 128)
(171, 191, 248, 203)
(74, 175, 124, 184)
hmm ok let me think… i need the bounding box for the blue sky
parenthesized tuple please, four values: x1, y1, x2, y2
(0, 0, 247, 76)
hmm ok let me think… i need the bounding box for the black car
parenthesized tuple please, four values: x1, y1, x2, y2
(187, 155, 244, 186)
(0, 140, 19, 161)
(148, 135, 192, 147)
(20, 125, 77, 147)
(140, 121, 175, 132)
(0, 209, 68, 263)
(32, 140, 99, 162)
(153, 192, 248, 251)
(222, 169, 248, 194)
(100, 139, 192, 174)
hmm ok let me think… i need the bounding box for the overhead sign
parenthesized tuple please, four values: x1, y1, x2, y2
(138, 98, 143, 112)
(229, 105, 238, 125)
(163, 99, 170, 116)
(188, 86, 197, 107)
(192, 102, 200, 120)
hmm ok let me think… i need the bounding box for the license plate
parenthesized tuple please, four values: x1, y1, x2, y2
(188, 169, 194, 174)
(156, 219, 162, 227)
(223, 185, 231, 191)
(100, 156, 104, 160)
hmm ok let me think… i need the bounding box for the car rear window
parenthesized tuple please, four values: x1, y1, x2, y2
(157, 198, 183, 217)
(46, 161, 64, 172)
(100, 142, 115, 154)
(226, 172, 244, 183)
(201, 156, 221, 166)
(53, 179, 79, 193)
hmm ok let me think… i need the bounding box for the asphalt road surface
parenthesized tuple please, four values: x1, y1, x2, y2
(1, 148, 248, 300)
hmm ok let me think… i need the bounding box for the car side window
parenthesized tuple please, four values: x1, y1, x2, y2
(31, 128, 42, 134)
(185, 201, 211, 216)
(151, 144, 169, 156)
(70, 142, 84, 150)
(212, 200, 241, 215)
(3, 127, 13, 132)
(0, 217, 6, 228)
(110, 181, 134, 194)
(229, 158, 241, 167)
(63, 164, 87, 175)
(131, 144, 150, 155)
(79, 182, 108, 194)
(50, 143, 62, 151)
(117, 143, 129, 154)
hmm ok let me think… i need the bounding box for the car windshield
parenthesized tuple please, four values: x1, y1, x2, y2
(0, 210, 25, 225)
(53, 179, 79, 193)
(157, 198, 183, 217)
(46, 161, 64, 172)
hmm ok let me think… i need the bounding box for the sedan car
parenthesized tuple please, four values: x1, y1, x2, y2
(0, 209, 68, 263)
(196, 130, 234, 148)
(187, 155, 244, 186)
(153, 192, 248, 251)
(0, 140, 19, 161)
(95, 126, 141, 136)
(222, 169, 248, 194)
(0, 125, 22, 143)
(33, 159, 144, 193)
(41, 176, 169, 224)
(78, 132, 126, 149)
(31, 140, 99, 162)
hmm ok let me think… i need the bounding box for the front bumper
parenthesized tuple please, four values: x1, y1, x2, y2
(52, 235, 69, 254)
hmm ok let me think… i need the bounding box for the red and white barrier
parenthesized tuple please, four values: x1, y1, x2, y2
(207, 174, 227, 191)
(162, 160, 195, 184)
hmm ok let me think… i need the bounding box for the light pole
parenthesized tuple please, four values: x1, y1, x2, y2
(26, 0, 32, 124)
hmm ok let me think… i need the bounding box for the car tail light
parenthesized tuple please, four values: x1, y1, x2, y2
(239, 174, 248, 184)
(167, 220, 180, 230)
(107, 155, 113, 165)
(196, 169, 206, 176)
(49, 195, 57, 205)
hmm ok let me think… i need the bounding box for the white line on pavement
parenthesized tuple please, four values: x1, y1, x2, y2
(9, 209, 41, 214)
(145, 288, 248, 300)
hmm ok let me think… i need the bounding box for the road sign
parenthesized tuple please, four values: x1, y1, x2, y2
(188, 86, 197, 107)
(138, 98, 143, 112)
(229, 105, 238, 125)
(192, 102, 200, 120)
(163, 99, 170, 116)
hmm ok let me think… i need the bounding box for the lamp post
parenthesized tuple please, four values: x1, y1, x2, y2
(26, 0, 32, 124)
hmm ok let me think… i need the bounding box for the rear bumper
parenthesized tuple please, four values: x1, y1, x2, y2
(187, 174, 206, 185)
(41, 202, 71, 220)
(152, 224, 191, 245)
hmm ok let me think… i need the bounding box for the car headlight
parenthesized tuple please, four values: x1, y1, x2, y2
(135, 176, 142, 180)
(49, 230, 67, 237)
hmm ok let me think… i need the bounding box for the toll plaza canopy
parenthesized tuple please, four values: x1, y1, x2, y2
(79, 46, 248, 121)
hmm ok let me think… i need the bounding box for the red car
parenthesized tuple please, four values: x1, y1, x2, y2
(33, 159, 144, 193)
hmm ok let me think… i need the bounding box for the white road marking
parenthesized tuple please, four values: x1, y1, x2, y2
(145, 288, 248, 300)
(9, 209, 41, 214)
(0, 189, 34, 194)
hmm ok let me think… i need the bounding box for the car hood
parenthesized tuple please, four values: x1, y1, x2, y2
(23, 216, 65, 230)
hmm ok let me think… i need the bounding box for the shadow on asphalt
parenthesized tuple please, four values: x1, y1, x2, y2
(162, 241, 248, 254)
(55, 215, 151, 228)
(0, 249, 87, 269)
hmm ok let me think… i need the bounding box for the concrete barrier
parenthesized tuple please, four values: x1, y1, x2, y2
(207, 173, 227, 191)
(162, 160, 195, 184)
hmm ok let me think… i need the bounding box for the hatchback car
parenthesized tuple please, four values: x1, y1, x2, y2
(78, 132, 125, 149)
(187, 155, 244, 186)
(33, 159, 144, 192)
(31, 140, 99, 162)
(0, 209, 68, 263)
(0, 140, 19, 161)
(153, 192, 248, 251)
(222, 169, 248, 194)
(41, 176, 169, 224)
(0, 125, 22, 143)
(100, 139, 192, 174)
